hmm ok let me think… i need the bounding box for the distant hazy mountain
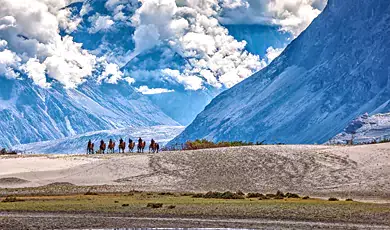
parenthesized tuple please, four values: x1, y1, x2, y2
(170, 0, 390, 145)
(0, 78, 178, 148)
(328, 113, 390, 144)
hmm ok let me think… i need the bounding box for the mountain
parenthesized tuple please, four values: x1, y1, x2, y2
(66, 1, 291, 126)
(328, 113, 390, 144)
(13, 125, 184, 154)
(170, 0, 390, 145)
(0, 77, 178, 149)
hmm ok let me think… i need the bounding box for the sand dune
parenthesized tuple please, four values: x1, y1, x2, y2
(0, 144, 389, 198)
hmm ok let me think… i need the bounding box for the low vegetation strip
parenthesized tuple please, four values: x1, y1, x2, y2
(0, 191, 389, 227)
(165, 139, 266, 151)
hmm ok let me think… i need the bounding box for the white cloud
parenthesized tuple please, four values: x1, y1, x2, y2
(162, 68, 204, 91)
(0, 49, 21, 78)
(57, 8, 82, 33)
(88, 14, 115, 33)
(265, 46, 285, 64)
(0, 40, 7, 48)
(0, 0, 123, 88)
(123, 76, 135, 85)
(100, 62, 126, 84)
(219, 0, 328, 37)
(130, 0, 263, 90)
(21, 58, 50, 87)
(136, 85, 174, 95)
(132, 24, 161, 56)
(80, 2, 92, 16)
(104, 0, 139, 22)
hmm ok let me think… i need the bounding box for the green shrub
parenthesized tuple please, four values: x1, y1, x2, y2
(192, 193, 204, 198)
(147, 203, 163, 208)
(122, 204, 129, 207)
(346, 198, 353, 201)
(286, 193, 300, 198)
(2, 197, 24, 203)
(247, 193, 265, 198)
(180, 192, 195, 197)
(158, 192, 174, 196)
(193, 191, 244, 199)
(236, 190, 245, 196)
(276, 190, 285, 198)
(328, 197, 339, 201)
(84, 191, 98, 196)
(265, 194, 276, 199)
(302, 196, 310, 200)
(167, 205, 176, 209)
(183, 139, 265, 150)
(221, 191, 244, 199)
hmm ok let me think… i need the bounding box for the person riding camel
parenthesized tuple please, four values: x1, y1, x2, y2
(138, 137, 142, 146)
(88, 140, 92, 147)
(100, 140, 104, 146)
(109, 139, 113, 145)
(129, 138, 133, 144)
(120, 138, 123, 144)
(151, 138, 155, 146)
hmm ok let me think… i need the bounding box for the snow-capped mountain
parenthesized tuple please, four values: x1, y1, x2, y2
(170, 0, 390, 145)
(64, 1, 293, 126)
(328, 113, 390, 144)
(0, 77, 178, 149)
(13, 125, 184, 154)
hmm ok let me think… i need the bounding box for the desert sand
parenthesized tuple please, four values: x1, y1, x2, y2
(0, 143, 390, 198)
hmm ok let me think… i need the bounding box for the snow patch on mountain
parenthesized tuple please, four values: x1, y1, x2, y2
(328, 113, 390, 144)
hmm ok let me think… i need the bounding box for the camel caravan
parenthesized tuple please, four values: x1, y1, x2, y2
(87, 137, 159, 155)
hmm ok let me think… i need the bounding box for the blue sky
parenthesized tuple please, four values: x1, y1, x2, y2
(0, 0, 327, 92)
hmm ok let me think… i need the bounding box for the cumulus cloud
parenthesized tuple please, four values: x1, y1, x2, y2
(104, 0, 139, 22)
(57, 7, 82, 33)
(0, 0, 125, 88)
(130, 0, 263, 90)
(265, 46, 285, 64)
(21, 58, 50, 87)
(88, 14, 115, 33)
(0, 48, 21, 78)
(136, 85, 174, 95)
(219, 0, 328, 37)
(99, 61, 130, 84)
(124, 0, 328, 90)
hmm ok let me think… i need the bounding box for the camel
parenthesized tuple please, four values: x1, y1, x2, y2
(108, 140, 115, 154)
(128, 141, 135, 153)
(149, 142, 160, 154)
(138, 141, 146, 153)
(119, 139, 126, 154)
(87, 142, 94, 154)
(99, 141, 107, 154)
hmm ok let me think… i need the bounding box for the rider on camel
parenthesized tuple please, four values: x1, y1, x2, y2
(100, 140, 104, 145)
(119, 138, 123, 144)
(151, 138, 155, 146)
(88, 139, 92, 146)
(129, 138, 133, 144)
